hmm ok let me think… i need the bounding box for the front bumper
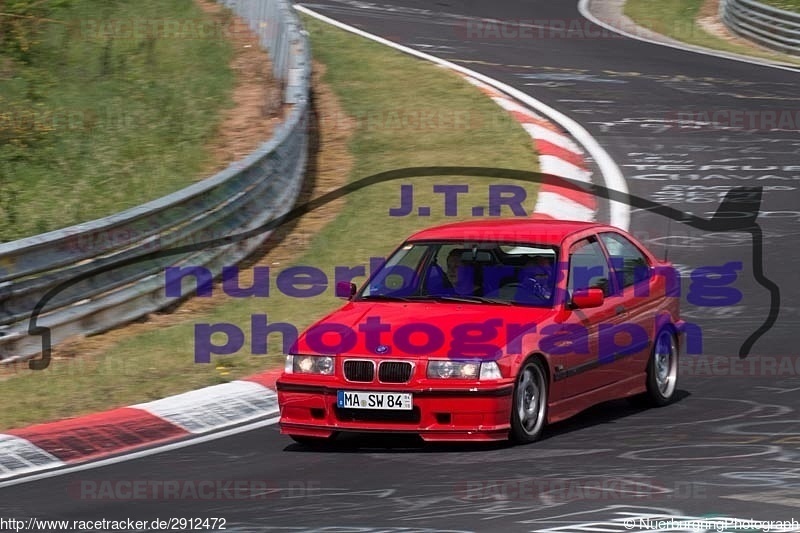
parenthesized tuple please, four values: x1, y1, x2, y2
(276, 378, 515, 442)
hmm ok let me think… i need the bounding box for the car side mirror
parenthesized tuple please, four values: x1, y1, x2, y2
(571, 288, 604, 309)
(336, 281, 357, 300)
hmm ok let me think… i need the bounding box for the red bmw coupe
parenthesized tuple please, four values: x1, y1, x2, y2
(276, 219, 684, 444)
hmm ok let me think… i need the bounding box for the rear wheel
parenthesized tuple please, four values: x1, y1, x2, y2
(510, 359, 548, 443)
(646, 329, 679, 406)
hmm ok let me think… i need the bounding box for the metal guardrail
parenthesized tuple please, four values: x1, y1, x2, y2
(720, 0, 800, 55)
(0, 0, 311, 363)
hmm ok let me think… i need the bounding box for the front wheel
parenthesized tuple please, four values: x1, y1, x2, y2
(645, 329, 679, 406)
(510, 359, 548, 443)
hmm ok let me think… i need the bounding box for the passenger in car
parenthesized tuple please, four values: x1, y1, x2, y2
(518, 256, 554, 300)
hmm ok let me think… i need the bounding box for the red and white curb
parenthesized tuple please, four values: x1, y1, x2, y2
(0, 370, 282, 481)
(460, 75, 597, 222)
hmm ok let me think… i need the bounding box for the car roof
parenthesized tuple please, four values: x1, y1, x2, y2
(406, 219, 608, 245)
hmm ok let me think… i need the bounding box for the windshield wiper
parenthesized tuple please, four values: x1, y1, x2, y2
(431, 295, 513, 305)
(358, 294, 416, 302)
(360, 294, 513, 305)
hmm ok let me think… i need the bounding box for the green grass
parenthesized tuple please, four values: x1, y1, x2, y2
(0, 0, 235, 241)
(624, 0, 800, 65)
(0, 15, 540, 430)
(758, 0, 800, 11)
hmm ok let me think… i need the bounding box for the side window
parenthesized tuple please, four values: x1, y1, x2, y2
(600, 232, 651, 289)
(567, 238, 610, 297)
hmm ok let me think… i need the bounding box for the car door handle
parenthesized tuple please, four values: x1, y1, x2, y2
(615, 305, 626, 316)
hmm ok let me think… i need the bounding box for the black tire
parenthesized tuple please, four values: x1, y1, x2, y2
(645, 329, 679, 406)
(510, 358, 548, 443)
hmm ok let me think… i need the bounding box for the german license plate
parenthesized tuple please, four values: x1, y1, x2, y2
(337, 390, 412, 410)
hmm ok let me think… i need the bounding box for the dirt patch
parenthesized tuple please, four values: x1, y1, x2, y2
(196, 0, 284, 169)
(697, 0, 732, 40)
(216, 60, 352, 296)
(697, 0, 782, 52)
(0, 54, 352, 377)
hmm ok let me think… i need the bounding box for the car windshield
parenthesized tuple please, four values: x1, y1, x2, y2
(358, 241, 559, 307)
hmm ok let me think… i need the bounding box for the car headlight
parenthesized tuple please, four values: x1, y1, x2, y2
(426, 360, 503, 379)
(285, 355, 334, 375)
(427, 360, 479, 379)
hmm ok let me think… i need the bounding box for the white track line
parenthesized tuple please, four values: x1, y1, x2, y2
(295, 3, 630, 230)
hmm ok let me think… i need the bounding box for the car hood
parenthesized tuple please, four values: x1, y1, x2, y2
(293, 300, 558, 359)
